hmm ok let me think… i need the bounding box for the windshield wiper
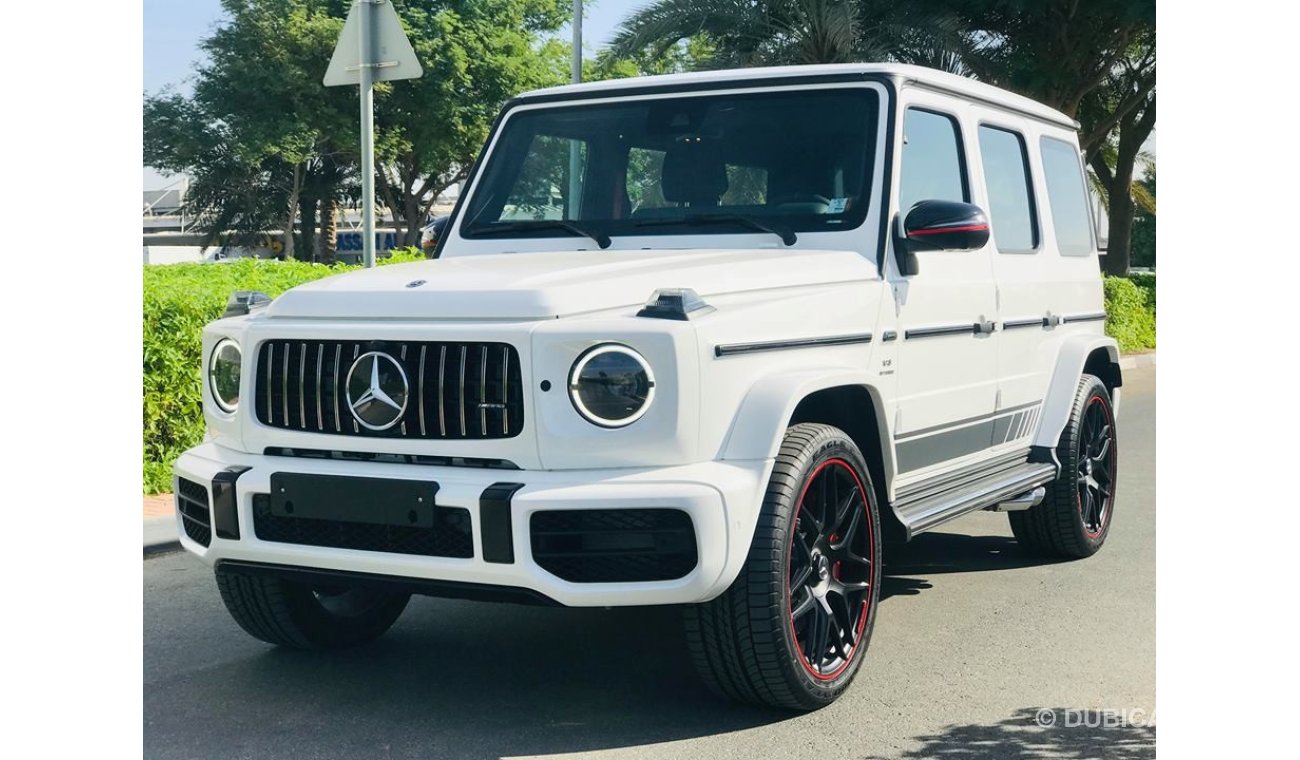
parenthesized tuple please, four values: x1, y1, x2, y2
(634, 214, 797, 246)
(468, 220, 611, 249)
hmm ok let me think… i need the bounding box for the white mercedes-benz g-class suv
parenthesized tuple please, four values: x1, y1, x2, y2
(174, 63, 1120, 710)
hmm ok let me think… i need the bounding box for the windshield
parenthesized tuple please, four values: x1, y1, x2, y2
(458, 88, 880, 244)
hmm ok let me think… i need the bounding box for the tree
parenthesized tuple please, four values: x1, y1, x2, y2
(144, 0, 571, 254)
(609, 0, 962, 70)
(144, 0, 356, 258)
(1078, 36, 1156, 275)
(375, 0, 570, 247)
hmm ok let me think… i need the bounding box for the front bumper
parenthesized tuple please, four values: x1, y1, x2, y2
(173, 442, 771, 607)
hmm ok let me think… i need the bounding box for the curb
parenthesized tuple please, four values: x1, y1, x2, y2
(144, 515, 181, 557)
(1119, 352, 1156, 370)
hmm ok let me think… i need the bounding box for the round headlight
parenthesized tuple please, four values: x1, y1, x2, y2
(568, 344, 656, 427)
(209, 339, 242, 413)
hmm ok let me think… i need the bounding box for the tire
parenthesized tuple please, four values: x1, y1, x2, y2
(1010, 374, 1118, 559)
(685, 423, 883, 711)
(215, 566, 410, 650)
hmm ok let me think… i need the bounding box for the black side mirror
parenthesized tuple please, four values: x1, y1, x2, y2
(903, 200, 990, 252)
(893, 200, 990, 276)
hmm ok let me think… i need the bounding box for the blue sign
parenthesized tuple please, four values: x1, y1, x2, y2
(336, 231, 399, 251)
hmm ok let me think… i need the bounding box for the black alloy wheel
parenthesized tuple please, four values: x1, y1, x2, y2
(1010, 374, 1118, 558)
(1077, 394, 1116, 538)
(685, 423, 882, 710)
(787, 458, 876, 681)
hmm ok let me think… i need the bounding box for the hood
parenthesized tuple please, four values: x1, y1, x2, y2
(264, 248, 877, 320)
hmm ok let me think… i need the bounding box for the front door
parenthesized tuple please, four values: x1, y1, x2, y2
(887, 99, 1000, 478)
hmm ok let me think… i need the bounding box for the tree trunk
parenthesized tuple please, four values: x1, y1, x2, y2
(403, 194, 423, 247)
(282, 164, 302, 261)
(320, 198, 339, 264)
(1103, 176, 1136, 277)
(298, 194, 317, 263)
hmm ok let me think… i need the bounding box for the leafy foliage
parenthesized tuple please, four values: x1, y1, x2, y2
(142, 251, 424, 493)
(609, 0, 961, 70)
(1103, 274, 1156, 353)
(1129, 168, 1155, 268)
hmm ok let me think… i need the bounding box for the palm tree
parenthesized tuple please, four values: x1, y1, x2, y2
(609, 0, 965, 71)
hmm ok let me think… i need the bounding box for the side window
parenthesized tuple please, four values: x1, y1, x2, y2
(501, 135, 588, 221)
(1040, 136, 1093, 256)
(978, 125, 1038, 252)
(899, 108, 967, 213)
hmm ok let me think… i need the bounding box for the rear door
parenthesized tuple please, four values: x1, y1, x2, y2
(886, 95, 1000, 478)
(970, 111, 1052, 449)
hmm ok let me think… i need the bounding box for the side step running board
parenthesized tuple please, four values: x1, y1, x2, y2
(895, 462, 1056, 538)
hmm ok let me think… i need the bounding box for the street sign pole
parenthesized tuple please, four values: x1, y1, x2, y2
(567, 0, 582, 217)
(324, 0, 422, 268)
(358, 0, 377, 269)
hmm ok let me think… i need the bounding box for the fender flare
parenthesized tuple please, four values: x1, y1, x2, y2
(1033, 335, 1121, 450)
(719, 367, 894, 480)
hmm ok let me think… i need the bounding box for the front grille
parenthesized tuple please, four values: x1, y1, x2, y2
(531, 509, 698, 583)
(252, 494, 473, 558)
(254, 340, 524, 440)
(176, 477, 212, 547)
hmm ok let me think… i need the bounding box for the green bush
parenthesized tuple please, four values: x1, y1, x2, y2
(143, 250, 424, 494)
(1104, 275, 1157, 353)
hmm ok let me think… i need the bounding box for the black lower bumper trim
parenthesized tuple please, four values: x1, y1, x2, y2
(213, 560, 561, 607)
(211, 465, 251, 540)
(480, 482, 525, 564)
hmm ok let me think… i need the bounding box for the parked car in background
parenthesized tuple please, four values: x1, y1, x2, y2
(175, 63, 1120, 711)
(420, 214, 450, 255)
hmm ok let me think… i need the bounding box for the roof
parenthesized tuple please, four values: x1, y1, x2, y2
(515, 63, 1077, 130)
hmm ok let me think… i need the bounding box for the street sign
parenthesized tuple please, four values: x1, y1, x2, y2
(324, 0, 422, 87)
(324, 0, 423, 269)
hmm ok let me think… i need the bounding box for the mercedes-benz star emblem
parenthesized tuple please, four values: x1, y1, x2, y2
(345, 351, 409, 431)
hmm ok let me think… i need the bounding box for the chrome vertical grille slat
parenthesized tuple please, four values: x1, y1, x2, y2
(332, 344, 342, 433)
(418, 345, 427, 437)
(255, 339, 523, 440)
(280, 342, 289, 426)
(479, 345, 488, 436)
(264, 342, 274, 424)
(298, 342, 307, 429)
(501, 345, 509, 435)
(438, 346, 447, 437)
(315, 344, 324, 431)
(458, 345, 468, 437)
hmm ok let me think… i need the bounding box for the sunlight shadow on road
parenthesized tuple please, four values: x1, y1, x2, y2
(885, 707, 1155, 759)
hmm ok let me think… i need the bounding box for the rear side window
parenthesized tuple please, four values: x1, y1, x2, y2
(899, 108, 967, 213)
(978, 125, 1037, 252)
(1040, 136, 1093, 256)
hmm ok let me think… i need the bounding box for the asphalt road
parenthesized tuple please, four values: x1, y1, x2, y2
(144, 366, 1155, 760)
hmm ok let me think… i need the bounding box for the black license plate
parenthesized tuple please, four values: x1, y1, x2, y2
(269, 473, 440, 528)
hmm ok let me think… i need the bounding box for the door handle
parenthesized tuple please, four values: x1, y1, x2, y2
(975, 319, 996, 335)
